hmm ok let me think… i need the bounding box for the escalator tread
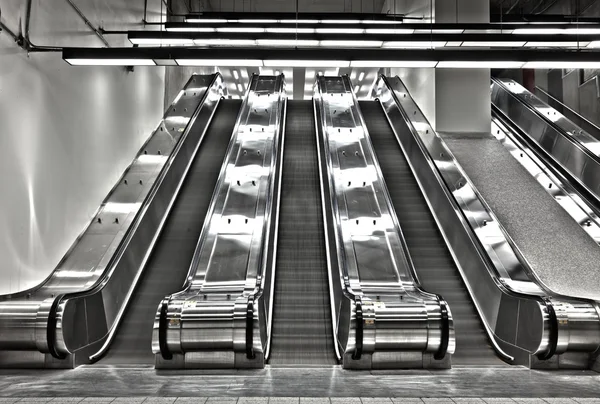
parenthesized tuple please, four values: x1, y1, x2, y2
(268, 100, 337, 366)
(99, 99, 241, 365)
(359, 100, 505, 366)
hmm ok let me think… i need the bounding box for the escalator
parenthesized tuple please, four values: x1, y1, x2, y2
(359, 100, 505, 366)
(268, 100, 337, 366)
(98, 99, 241, 365)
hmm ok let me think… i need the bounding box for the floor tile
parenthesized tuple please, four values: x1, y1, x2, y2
(512, 400, 547, 404)
(112, 399, 147, 404)
(482, 399, 516, 404)
(0, 399, 21, 404)
(543, 400, 580, 404)
(330, 398, 361, 404)
(299, 399, 330, 404)
(143, 399, 177, 404)
(238, 399, 268, 404)
(174, 399, 208, 404)
(452, 399, 485, 404)
(80, 399, 117, 403)
(360, 399, 393, 404)
(269, 399, 300, 404)
(422, 399, 454, 404)
(572, 400, 600, 404)
(391, 399, 423, 404)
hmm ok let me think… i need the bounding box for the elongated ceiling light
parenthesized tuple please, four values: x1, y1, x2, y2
(63, 47, 600, 69)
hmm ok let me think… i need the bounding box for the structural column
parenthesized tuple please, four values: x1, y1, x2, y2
(387, 0, 491, 133)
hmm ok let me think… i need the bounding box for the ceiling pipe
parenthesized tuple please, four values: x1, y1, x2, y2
(64, 0, 110, 47)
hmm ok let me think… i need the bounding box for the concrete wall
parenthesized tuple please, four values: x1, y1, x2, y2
(0, 0, 166, 294)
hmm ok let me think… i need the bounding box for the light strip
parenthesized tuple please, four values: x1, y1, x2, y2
(65, 58, 156, 66)
(320, 40, 383, 47)
(176, 59, 263, 66)
(437, 61, 524, 68)
(263, 60, 350, 67)
(523, 61, 600, 68)
(315, 28, 365, 34)
(525, 41, 589, 47)
(194, 39, 257, 46)
(265, 27, 316, 33)
(382, 41, 446, 48)
(365, 28, 415, 34)
(216, 27, 265, 33)
(350, 60, 437, 67)
(256, 39, 320, 47)
(461, 41, 526, 47)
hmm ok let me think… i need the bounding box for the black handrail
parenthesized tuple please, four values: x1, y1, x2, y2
(246, 298, 255, 360)
(537, 299, 559, 360)
(158, 300, 173, 360)
(434, 297, 450, 360)
(352, 298, 363, 360)
(47, 294, 66, 360)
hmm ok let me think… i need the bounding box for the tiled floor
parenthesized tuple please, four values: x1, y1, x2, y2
(0, 398, 599, 403)
(0, 367, 599, 400)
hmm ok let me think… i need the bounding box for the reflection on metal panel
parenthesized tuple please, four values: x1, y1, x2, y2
(375, 75, 600, 368)
(492, 78, 600, 208)
(314, 75, 454, 369)
(0, 74, 225, 368)
(153, 74, 286, 369)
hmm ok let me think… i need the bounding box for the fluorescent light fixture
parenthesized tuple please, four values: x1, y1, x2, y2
(264, 60, 350, 67)
(525, 41, 588, 47)
(321, 19, 361, 24)
(239, 19, 278, 23)
(194, 39, 257, 46)
(437, 61, 524, 68)
(350, 60, 437, 68)
(383, 41, 446, 48)
(279, 19, 320, 24)
(316, 28, 365, 34)
(512, 28, 565, 35)
(257, 39, 320, 47)
(185, 18, 228, 23)
(320, 40, 383, 47)
(358, 72, 365, 81)
(461, 41, 526, 47)
(366, 19, 403, 24)
(565, 28, 600, 34)
(275, 70, 280, 75)
(365, 28, 414, 34)
(233, 70, 239, 79)
(587, 41, 600, 48)
(237, 83, 244, 92)
(176, 59, 263, 66)
(523, 61, 600, 69)
(166, 27, 215, 32)
(65, 58, 156, 66)
(354, 85, 360, 93)
(414, 29, 463, 34)
(129, 38, 195, 46)
(216, 27, 265, 33)
(266, 27, 316, 33)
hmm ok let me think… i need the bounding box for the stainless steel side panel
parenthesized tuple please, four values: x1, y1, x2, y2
(153, 75, 285, 369)
(314, 76, 454, 370)
(492, 78, 600, 208)
(374, 75, 600, 368)
(0, 74, 225, 368)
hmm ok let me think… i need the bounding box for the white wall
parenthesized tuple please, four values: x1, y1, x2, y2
(0, 0, 166, 294)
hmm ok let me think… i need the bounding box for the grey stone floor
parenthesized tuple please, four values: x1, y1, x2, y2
(0, 398, 600, 404)
(0, 367, 599, 399)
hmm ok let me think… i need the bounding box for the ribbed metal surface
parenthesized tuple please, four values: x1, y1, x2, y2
(268, 100, 337, 366)
(99, 99, 241, 365)
(360, 100, 504, 366)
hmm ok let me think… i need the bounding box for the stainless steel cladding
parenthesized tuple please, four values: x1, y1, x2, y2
(492, 78, 600, 209)
(152, 75, 286, 369)
(313, 76, 455, 369)
(0, 74, 225, 368)
(375, 75, 600, 369)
